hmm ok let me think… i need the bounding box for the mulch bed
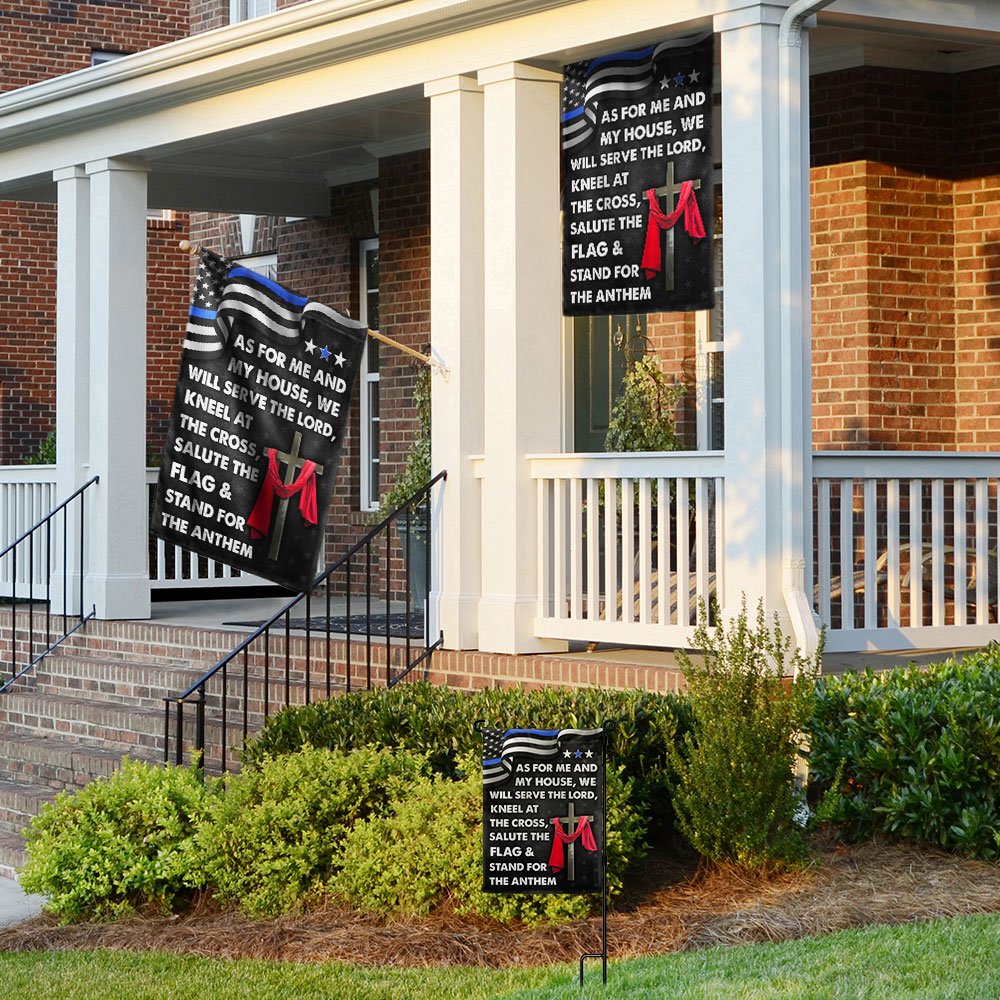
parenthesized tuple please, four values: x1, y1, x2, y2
(4, 838, 1000, 967)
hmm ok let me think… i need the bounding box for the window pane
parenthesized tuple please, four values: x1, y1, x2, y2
(369, 382, 380, 500)
(708, 352, 725, 450)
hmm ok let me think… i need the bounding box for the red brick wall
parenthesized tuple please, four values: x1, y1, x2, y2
(810, 161, 956, 450)
(188, 155, 432, 574)
(953, 174, 1000, 449)
(808, 65, 1000, 453)
(1, 0, 187, 95)
(0, 0, 189, 465)
(0, 202, 57, 463)
(147, 216, 193, 462)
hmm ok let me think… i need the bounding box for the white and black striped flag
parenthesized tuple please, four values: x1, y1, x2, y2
(152, 250, 368, 592)
(482, 728, 604, 786)
(561, 32, 715, 316)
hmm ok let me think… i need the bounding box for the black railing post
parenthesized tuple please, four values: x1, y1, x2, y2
(325, 576, 332, 698)
(175, 699, 185, 766)
(304, 590, 311, 705)
(196, 686, 206, 768)
(163, 698, 171, 764)
(345, 561, 352, 693)
(221, 660, 228, 771)
(404, 501, 412, 670)
(424, 491, 432, 654)
(79, 486, 85, 621)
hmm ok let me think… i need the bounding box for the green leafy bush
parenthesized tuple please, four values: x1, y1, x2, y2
(331, 760, 646, 926)
(242, 683, 472, 776)
(808, 646, 1000, 858)
(192, 746, 430, 916)
(245, 682, 689, 835)
(22, 429, 56, 466)
(20, 758, 216, 923)
(669, 599, 820, 870)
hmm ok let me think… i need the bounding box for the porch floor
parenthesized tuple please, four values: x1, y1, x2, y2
(148, 596, 981, 678)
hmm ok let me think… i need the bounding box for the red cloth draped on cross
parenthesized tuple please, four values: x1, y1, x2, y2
(247, 448, 319, 539)
(640, 181, 706, 280)
(548, 815, 598, 873)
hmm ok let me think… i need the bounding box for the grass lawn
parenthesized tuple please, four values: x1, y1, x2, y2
(2, 914, 1000, 999)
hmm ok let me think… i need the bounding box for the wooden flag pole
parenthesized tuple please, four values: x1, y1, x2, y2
(179, 240, 450, 378)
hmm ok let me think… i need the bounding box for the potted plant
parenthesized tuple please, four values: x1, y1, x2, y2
(377, 364, 431, 610)
(604, 353, 684, 455)
(602, 352, 686, 625)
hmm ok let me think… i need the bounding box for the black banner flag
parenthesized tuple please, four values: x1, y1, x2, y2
(152, 250, 367, 592)
(482, 727, 605, 894)
(562, 33, 714, 316)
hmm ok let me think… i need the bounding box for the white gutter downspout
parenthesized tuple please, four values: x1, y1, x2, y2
(778, 0, 837, 664)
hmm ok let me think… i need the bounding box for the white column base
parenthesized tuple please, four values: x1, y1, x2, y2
(477, 596, 567, 655)
(434, 590, 484, 650)
(87, 572, 151, 620)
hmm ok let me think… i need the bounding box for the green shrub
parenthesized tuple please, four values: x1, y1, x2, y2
(192, 746, 429, 916)
(20, 758, 215, 923)
(331, 761, 646, 926)
(669, 599, 820, 870)
(808, 645, 1000, 859)
(22, 429, 55, 466)
(245, 682, 689, 835)
(242, 683, 473, 776)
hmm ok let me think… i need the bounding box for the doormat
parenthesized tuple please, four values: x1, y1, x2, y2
(224, 611, 424, 639)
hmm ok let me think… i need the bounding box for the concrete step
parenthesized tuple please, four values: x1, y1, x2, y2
(0, 830, 28, 875)
(0, 782, 56, 836)
(0, 691, 167, 755)
(33, 655, 216, 709)
(0, 732, 153, 790)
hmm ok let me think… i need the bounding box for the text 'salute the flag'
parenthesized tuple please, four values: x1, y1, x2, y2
(152, 250, 367, 592)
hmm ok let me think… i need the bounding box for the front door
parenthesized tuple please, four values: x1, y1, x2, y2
(572, 314, 639, 452)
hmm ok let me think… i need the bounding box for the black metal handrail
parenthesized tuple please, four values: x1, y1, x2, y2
(0, 475, 99, 694)
(164, 470, 447, 771)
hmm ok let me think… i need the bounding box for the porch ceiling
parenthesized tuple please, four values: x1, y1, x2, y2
(0, 0, 998, 214)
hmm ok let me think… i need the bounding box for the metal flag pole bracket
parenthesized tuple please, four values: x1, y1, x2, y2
(178, 240, 451, 379)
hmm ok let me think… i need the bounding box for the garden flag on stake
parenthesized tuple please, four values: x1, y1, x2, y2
(152, 249, 367, 592)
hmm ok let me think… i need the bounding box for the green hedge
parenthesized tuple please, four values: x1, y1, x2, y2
(243, 682, 690, 834)
(808, 646, 1000, 858)
(191, 746, 431, 916)
(330, 759, 647, 926)
(21, 759, 217, 923)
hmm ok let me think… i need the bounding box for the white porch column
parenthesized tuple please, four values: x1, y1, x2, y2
(425, 75, 485, 650)
(778, 4, 825, 654)
(476, 62, 565, 654)
(52, 166, 92, 615)
(715, 5, 814, 642)
(84, 158, 151, 620)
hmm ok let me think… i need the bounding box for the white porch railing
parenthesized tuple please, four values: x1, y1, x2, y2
(0, 466, 264, 593)
(813, 452, 1000, 652)
(144, 470, 266, 589)
(531, 452, 724, 648)
(0, 466, 57, 598)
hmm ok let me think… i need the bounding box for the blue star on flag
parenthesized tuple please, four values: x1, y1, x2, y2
(673, 72, 686, 86)
(320, 346, 331, 361)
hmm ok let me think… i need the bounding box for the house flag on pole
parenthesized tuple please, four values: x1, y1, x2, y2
(152, 249, 367, 592)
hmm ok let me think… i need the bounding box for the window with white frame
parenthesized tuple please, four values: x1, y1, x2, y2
(236, 252, 278, 282)
(359, 239, 380, 511)
(230, 0, 276, 22)
(90, 50, 127, 66)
